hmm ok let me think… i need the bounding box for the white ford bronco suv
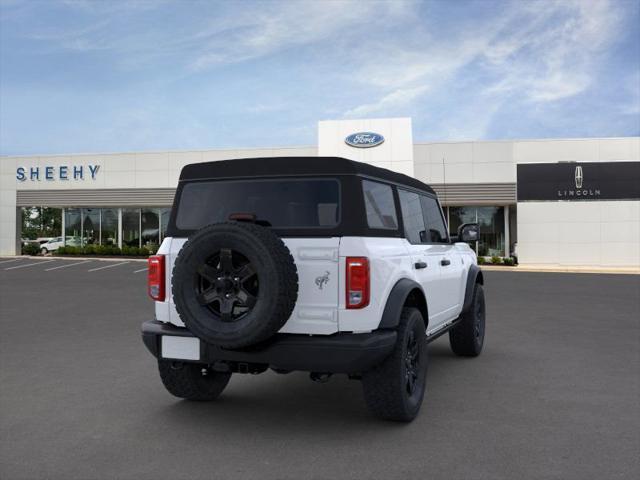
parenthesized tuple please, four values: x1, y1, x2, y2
(142, 157, 485, 422)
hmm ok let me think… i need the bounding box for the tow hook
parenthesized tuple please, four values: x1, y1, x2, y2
(310, 372, 332, 383)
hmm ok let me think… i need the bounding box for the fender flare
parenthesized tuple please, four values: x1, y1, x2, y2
(462, 264, 484, 313)
(378, 278, 428, 330)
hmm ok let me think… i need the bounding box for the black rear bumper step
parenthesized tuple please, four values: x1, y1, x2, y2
(141, 320, 397, 374)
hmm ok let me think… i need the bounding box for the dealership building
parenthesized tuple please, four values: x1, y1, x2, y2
(1, 118, 639, 268)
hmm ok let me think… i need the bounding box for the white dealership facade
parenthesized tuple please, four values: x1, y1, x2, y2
(1, 118, 639, 268)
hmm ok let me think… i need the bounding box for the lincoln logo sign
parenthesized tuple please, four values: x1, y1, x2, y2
(16, 164, 100, 182)
(575, 166, 583, 188)
(516, 162, 640, 202)
(558, 164, 601, 198)
(345, 132, 385, 148)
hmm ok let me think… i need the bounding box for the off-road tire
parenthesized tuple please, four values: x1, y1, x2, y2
(449, 283, 485, 357)
(172, 222, 298, 349)
(158, 360, 231, 401)
(362, 307, 428, 422)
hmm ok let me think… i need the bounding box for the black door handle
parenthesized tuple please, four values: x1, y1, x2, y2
(440, 259, 451, 266)
(414, 261, 427, 269)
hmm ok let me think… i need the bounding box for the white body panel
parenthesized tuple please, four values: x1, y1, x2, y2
(155, 235, 475, 335)
(156, 236, 341, 334)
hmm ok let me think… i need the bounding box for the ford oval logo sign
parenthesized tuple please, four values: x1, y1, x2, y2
(345, 132, 385, 148)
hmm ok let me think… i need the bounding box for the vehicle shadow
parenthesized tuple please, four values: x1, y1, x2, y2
(150, 340, 466, 435)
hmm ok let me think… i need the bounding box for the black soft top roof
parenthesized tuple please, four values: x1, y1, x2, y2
(179, 156, 435, 195)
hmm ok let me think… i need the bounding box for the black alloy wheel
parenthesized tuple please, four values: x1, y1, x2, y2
(195, 248, 259, 322)
(449, 283, 486, 357)
(473, 289, 485, 343)
(405, 329, 420, 396)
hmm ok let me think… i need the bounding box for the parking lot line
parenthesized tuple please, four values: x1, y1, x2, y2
(5, 260, 56, 270)
(133, 267, 148, 273)
(88, 261, 129, 272)
(0, 258, 23, 265)
(45, 260, 92, 271)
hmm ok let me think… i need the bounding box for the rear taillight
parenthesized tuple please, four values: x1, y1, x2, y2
(148, 255, 165, 301)
(346, 257, 369, 309)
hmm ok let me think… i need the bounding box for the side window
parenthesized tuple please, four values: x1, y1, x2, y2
(398, 189, 426, 244)
(362, 180, 398, 230)
(420, 195, 449, 243)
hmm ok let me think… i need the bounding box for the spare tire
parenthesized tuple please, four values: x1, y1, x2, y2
(172, 222, 298, 349)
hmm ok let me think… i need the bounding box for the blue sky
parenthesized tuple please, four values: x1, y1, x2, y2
(1, 0, 639, 155)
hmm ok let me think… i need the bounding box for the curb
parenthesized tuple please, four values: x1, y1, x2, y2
(0, 255, 148, 263)
(480, 265, 640, 275)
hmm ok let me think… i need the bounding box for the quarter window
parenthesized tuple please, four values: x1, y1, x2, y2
(362, 180, 398, 230)
(420, 196, 449, 243)
(398, 190, 426, 244)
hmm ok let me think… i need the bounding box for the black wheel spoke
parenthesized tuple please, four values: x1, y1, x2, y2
(219, 248, 233, 273)
(235, 263, 256, 283)
(196, 288, 220, 306)
(197, 264, 219, 283)
(238, 288, 257, 308)
(219, 297, 234, 322)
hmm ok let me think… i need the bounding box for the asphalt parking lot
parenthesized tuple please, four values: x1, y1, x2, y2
(0, 258, 638, 480)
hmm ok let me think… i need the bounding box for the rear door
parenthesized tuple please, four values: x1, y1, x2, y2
(397, 189, 446, 329)
(160, 236, 340, 334)
(420, 195, 464, 322)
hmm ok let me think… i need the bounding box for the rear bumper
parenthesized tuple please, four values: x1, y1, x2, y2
(141, 320, 397, 374)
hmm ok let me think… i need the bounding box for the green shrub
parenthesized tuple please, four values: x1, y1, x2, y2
(22, 243, 41, 256)
(477, 256, 486, 265)
(490, 255, 502, 265)
(503, 257, 515, 266)
(54, 243, 151, 257)
(59, 246, 80, 255)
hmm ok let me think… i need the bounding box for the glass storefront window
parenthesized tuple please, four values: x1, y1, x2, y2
(64, 208, 82, 246)
(101, 208, 118, 246)
(160, 208, 171, 241)
(141, 209, 159, 248)
(448, 206, 505, 257)
(122, 208, 140, 247)
(448, 207, 477, 237)
(477, 207, 504, 257)
(82, 208, 100, 245)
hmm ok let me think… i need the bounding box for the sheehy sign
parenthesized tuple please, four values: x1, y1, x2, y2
(517, 162, 640, 201)
(16, 165, 100, 182)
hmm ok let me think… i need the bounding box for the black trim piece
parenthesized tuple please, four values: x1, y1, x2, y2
(462, 265, 483, 313)
(141, 320, 397, 374)
(379, 279, 427, 329)
(425, 317, 462, 343)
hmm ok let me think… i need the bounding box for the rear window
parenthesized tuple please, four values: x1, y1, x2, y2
(362, 180, 398, 230)
(175, 178, 340, 230)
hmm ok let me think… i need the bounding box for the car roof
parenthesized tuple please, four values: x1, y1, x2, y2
(179, 156, 435, 195)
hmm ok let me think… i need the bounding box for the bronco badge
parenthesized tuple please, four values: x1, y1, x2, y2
(315, 271, 330, 290)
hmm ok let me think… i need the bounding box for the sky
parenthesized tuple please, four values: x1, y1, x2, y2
(0, 0, 639, 155)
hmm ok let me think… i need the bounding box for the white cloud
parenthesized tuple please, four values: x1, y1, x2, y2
(342, 0, 626, 135)
(188, 1, 413, 71)
(344, 85, 428, 118)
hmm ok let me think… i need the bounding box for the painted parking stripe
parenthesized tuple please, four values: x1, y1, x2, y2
(133, 267, 148, 273)
(45, 260, 92, 271)
(0, 258, 24, 265)
(5, 260, 56, 270)
(88, 262, 129, 272)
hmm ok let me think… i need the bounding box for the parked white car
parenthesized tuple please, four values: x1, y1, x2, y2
(142, 157, 486, 422)
(40, 236, 80, 254)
